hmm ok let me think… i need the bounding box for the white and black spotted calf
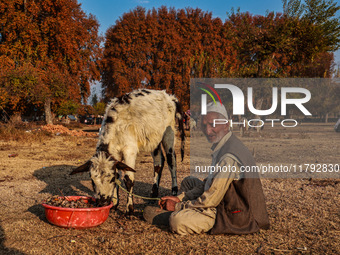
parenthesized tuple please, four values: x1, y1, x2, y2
(71, 89, 185, 214)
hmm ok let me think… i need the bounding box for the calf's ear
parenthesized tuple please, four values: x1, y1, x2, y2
(70, 160, 92, 175)
(114, 161, 136, 173)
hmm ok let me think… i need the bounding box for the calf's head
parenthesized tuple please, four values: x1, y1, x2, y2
(70, 152, 135, 205)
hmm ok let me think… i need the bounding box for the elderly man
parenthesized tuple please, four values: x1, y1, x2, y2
(144, 102, 270, 235)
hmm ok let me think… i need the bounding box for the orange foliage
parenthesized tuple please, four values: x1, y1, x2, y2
(102, 7, 238, 110)
(102, 7, 335, 110)
(0, 3, 335, 115)
(0, 0, 102, 116)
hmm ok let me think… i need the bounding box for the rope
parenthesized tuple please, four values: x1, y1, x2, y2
(115, 179, 161, 201)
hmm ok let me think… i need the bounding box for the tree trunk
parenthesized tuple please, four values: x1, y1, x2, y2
(44, 98, 53, 125)
(325, 113, 329, 123)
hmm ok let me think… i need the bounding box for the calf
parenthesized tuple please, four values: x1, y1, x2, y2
(70, 89, 185, 214)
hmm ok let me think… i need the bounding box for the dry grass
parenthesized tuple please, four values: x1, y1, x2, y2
(0, 123, 339, 254)
(0, 120, 51, 143)
(0, 118, 97, 143)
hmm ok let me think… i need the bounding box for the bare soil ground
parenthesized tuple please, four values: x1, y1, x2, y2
(0, 123, 339, 254)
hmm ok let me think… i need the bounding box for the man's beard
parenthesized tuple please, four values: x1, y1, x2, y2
(206, 132, 225, 144)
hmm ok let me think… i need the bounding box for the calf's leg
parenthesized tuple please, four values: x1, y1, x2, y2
(123, 171, 135, 214)
(162, 126, 178, 196)
(122, 150, 137, 214)
(151, 144, 165, 198)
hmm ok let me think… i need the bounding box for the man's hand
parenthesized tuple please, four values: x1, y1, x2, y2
(159, 196, 180, 211)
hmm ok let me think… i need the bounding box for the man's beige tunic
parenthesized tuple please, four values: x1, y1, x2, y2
(169, 132, 241, 235)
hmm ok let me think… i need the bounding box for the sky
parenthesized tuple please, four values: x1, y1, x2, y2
(78, 0, 286, 36)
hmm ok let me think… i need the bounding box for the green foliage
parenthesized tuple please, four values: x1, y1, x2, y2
(303, 0, 340, 51)
(0, 63, 39, 112)
(56, 100, 79, 116)
(283, 0, 304, 17)
(283, 0, 340, 51)
(91, 93, 98, 106)
(93, 102, 106, 115)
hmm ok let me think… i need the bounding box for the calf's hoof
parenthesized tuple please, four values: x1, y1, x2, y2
(171, 186, 178, 196)
(125, 204, 134, 216)
(151, 184, 159, 198)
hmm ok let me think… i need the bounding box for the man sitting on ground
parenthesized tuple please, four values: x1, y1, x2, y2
(144, 102, 270, 235)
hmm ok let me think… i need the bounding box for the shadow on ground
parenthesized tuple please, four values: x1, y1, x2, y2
(33, 165, 92, 196)
(0, 225, 25, 255)
(30, 165, 171, 219)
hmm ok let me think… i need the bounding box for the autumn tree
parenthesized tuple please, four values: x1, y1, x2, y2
(0, 0, 102, 123)
(225, 3, 339, 122)
(90, 89, 106, 115)
(93, 101, 106, 116)
(102, 4, 339, 112)
(91, 93, 98, 107)
(282, 0, 340, 77)
(56, 100, 79, 116)
(101, 6, 238, 110)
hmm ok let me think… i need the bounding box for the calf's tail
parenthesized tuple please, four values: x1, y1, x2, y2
(174, 100, 185, 161)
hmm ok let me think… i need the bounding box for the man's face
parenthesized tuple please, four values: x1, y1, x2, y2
(201, 112, 229, 144)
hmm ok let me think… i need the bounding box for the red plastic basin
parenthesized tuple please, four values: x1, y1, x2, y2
(42, 196, 113, 229)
